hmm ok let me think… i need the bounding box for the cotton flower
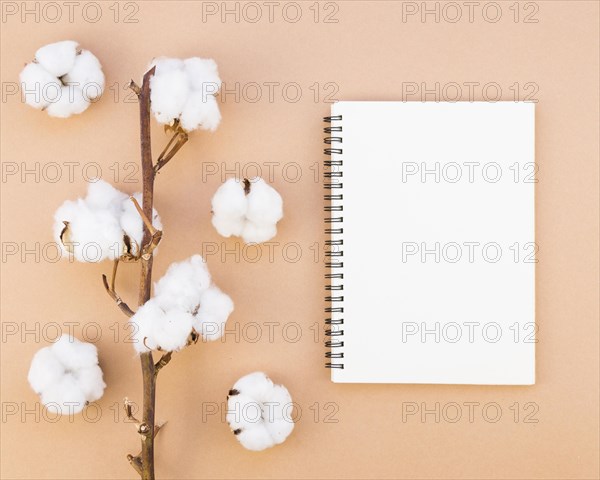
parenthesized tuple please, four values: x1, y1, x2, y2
(211, 177, 283, 243)
(149, 56, 221, 132)
(129, 255, 234, 353)
(53, 180, 162, 262)
(20, 40, 105, 117)
(226, 372, 294, 451)
(28, 335, 106, 415)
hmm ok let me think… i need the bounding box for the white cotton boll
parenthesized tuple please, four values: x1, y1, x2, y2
(245, 178, 283, 226)
(227, 373, 294, 450)
(61, 201, 124, 261)
(62, 50, 105, 101)
(130, 300, 164, 353)
(193, 286, 234, 341)
(265, 416, 295, 445)
(241, 221, 277, 244)
(86, 179, 128, 212)
(180, 92, 221, 132)
(35, 40, 78, 77)
(53, 180, 135, 262)
(211, 178, 283, 243)
(183, 57, 221, 93)
(211, 215, 245, 238)
(236, 426, 276, 451)
(130, 300, 193, 353)
(211, 178, 246, 237)
(150, 57, 184, 75)
(262, 385, 293, 422)
(150, 69, 190, 125)
(51, 334, 99, 371)
(46, 85, 90, 118)
(226, 394, 264, 431)
(233, 372, 274, 403)
(74, 365, 106, 402)
(19, 63, 62, 109)
(211, 178, 247, 218)
(152, 309, 194, 352)
(41, 374, 87, 415)
(28, 336, 106, 415)
(27, 347, 64, 394)
(153, 255, 212, 311)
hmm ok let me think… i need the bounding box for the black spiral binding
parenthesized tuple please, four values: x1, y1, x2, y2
(324, 115, 344, 369)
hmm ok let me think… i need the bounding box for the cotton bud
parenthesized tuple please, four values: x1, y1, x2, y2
(53, 180, 162, 262)
(20, 41, 105, 117)
(226, 372, 294, 451)
(28, 335, 106, 415)
(211, 177, 283, 243)
(129, 255, 234, 353)
(148, 56, 221, 132)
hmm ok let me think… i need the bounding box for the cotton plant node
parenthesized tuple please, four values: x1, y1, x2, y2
(226, 372, 295, 451)
(32, 56, 229, 480)
(20, 40, 105, 118)
(211, 177, 284, 243)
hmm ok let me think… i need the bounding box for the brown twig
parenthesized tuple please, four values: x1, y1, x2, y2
(154, 352, 172, 375)
(127, 454, 143, 475)
(153, 422, 167, 438)
(102, 274, 135, 318)
(129, 196, 163, 259)
(124, 397, 141, 424)
(156, 129, 181, 164)
(126, 65, 189, 479)
(133, 66, 158, 480)
(154, 130, 188, 174)
(110, 259, 119, 292)
(128, 80, 141, 96)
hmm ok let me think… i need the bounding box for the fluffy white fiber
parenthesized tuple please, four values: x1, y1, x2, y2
(226, 372, 294, 451)
(149, 56, 221, 132)
(28, 335, 106, 415)
(53, 180, 162, 262)
(20, 40, 105, 117)
(211, 177, 283, 244)
(130, 255, 234, 353)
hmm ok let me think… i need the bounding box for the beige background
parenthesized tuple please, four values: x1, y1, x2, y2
(1, 1, 599, 479)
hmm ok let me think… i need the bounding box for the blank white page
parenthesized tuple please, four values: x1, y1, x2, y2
(327, 101, 535, 384)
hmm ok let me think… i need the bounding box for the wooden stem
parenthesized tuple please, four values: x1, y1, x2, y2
(126, 66, 185, 479)
(136, 67, 157, 480)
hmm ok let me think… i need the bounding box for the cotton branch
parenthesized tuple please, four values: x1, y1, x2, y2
(128, 80, 141, 96)
(127, 454, 143, 476)
(129, 196, 163, 258)
(102, 260, 135, 318)
(154, 128, 188, 174)
(154, 352, 172, 375)
(125, 64, 196, 479)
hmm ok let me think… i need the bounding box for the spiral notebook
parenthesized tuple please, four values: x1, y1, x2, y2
(324, 102, 536, 384)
